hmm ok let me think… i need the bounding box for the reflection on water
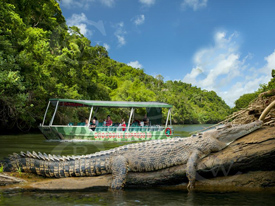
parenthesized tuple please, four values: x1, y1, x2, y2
(1, 189, 275, 206)
(0, 125, 274, 206)
(0, 134, 129, 160)
(173, 124, 213, 137)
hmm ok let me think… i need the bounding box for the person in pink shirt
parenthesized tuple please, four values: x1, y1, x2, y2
(106, 115, 113, 126)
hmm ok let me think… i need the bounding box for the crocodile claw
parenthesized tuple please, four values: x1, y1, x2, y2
(187, 181, 195, 191)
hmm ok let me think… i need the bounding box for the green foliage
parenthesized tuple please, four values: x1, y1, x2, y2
(0, 0, 233, 132)
(157, 81, 231, 124)
(233, 93, 259, 111)
(0, 164, 3, 173)
(232, 70, 275, 112)
(16, 166, 22, 176)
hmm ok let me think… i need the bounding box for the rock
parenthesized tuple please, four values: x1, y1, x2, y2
(0, 173, 26, 186)
(29, 176, 111, 191)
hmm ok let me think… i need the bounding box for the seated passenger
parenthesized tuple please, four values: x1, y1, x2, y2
(90, 118, 97, 131)
(143, 114, 149, 126)
(132, 119, 140, 126)
(119, 119, 126, 131)
(85, 119, 90, 127)
(106, 115, 113, 126)
(93, 116, 99, 126)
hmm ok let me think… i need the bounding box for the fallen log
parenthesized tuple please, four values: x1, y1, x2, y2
(125, 126, 275, 187)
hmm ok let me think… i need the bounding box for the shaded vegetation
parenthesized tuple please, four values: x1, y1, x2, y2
(0, 0, 232, 132)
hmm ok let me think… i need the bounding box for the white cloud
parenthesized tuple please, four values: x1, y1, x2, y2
(61, 0, 94, 8)
(103, 43, 110, 51)
(114, 22, 127, 47)
(67, 13, 88, 25)
(117, 35, 126, 46)
(67, 13, 106, 36)
(61, 0, 114, 8)
(183, 31, 273, 107)
(182, 67, 203, 85)
(133, 14, 145, 26)
(260, 49, 275, 75)
(184, 31, 241, 90)
(139, 0, 156, 7)
(100, 0, 115, 7)
(220, 76, 267, 108)
(127, 61, 143, 69)
(67, 13, 91, 36)
(181, 0, 208, 11)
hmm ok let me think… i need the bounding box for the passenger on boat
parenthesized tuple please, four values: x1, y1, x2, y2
(119, 119, 126, 131)
(90, 118, 96, 131)
(93, 116, 99, 126)
(143, 114, 149, 126)
(85, 119, 90, 127)
(106, 115, 113, 126)
(132, 119, 140, 126)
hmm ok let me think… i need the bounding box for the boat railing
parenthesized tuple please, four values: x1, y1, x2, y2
(93, 125, 166, 132)
(58, 124, 167, 132)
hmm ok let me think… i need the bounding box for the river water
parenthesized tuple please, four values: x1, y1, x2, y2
(0, 125, 274, 206)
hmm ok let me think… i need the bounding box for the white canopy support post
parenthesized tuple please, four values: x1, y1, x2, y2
(170, 108, 172, 126)
(127, 108, 134, 131)
(165, 108, 171, 128)
(49, 100, 59, 126)
(88, 106, 94, 127)
(42, 101, 51, 126)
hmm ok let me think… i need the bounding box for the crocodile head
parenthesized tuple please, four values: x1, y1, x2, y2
(206, 120, 263, 144)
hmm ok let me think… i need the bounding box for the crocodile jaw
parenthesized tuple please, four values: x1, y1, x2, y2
(215, 120, 263, 144)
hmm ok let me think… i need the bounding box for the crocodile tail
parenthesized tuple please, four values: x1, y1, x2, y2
(1, 151, 111, 178)
(1, 153, 22, 172)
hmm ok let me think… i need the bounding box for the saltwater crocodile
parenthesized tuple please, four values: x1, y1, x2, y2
(1, 120, 263, 190)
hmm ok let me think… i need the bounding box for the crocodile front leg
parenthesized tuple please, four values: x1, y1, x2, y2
(186, 150, 200, 191)
(110, 155, 128, 189)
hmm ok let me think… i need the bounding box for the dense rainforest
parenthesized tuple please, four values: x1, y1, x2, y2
(1, 0, 272, 132)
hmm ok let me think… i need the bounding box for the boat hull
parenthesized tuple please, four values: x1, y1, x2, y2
(38, 126, 173, 141)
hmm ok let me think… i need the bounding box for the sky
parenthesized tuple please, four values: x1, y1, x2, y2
(59, 0, 275, 107)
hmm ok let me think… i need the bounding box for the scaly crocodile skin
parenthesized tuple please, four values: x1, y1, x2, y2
(2, 120, 263, 190)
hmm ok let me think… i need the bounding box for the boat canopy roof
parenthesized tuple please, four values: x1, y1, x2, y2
(49, 99, 173, 108)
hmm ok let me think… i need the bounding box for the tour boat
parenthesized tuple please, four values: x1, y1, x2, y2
(39, 99, 173, 141)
